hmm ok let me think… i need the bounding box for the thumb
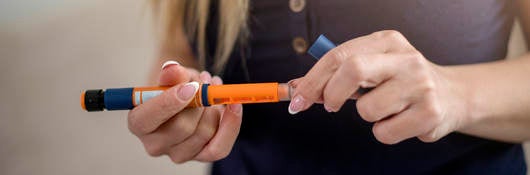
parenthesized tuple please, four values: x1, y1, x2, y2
(127, 81, 201, 136)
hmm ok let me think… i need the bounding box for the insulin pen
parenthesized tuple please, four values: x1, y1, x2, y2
(81, 83, 292, 111)
(80, 35, 365, 111)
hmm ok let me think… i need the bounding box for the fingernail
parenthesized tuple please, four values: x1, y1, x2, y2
(212, 76, 223, 85)
(199, 71, 212, 84)
(324, 105, 335, 113)
(228, 104, 242, 114)
(288, 95, 305, 115)
(161, 60, 180, 70)
(287, 78, 300, 88)
(178, 82, 199, 100)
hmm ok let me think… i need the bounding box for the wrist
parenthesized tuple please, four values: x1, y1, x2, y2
(440, 65, 485, 131)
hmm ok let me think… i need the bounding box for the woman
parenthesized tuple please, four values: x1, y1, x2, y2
(127, 0, 530, 174)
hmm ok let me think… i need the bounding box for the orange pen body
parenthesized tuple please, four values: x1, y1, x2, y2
(126, 82, 291, 109)
(82, 82, 292, 111)
(207, 83, 280, 105)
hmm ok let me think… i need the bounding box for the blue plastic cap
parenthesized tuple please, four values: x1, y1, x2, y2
(308, 34, 337, 60)
(104, 88, 134, 110)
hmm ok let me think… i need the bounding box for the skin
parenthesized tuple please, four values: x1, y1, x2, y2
(289, 0, 530, 144)
(129, 0, 530, 164)
(129, 63, 243, 163)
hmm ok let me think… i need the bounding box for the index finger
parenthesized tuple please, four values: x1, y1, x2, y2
(295, 31, 413, 103)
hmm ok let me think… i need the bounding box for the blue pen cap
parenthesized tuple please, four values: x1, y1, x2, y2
(308, 34, 337, 60)
(104, 88, 134, 110)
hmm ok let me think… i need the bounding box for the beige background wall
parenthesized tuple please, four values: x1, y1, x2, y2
(0, 0, 207, 174)
(0, 1, 527, 175)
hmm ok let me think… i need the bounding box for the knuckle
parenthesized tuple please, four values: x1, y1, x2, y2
(345, 56, 367, 81)
(409, 50, 424, 60)
(371, 30, 387, 39)
(341, 58, 367, 88)
(328, 48, 348, 66)
(382, 30, 406, 42)
(403, 51, 425, 68)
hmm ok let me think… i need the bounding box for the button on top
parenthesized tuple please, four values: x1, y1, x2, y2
(292, 37, 308, 55)
(289, 0, 306, 13)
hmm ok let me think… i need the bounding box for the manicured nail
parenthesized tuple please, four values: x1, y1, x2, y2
(211, 76, 223, 85)
(287, 78, 300, 88)
(324, 105, 335, 113)
(177, 82, 199, 100)
(228, 104, 242, 114)
(199, 71, 212, 84)
(288, 95, 305, 115)
(161, 60, 180, 70)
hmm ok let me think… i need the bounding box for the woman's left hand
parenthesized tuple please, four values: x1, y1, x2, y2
(289, 30, 474, 144)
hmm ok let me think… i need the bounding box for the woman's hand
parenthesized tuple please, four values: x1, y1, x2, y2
(289, 30, 474, 144)
(127, 61, 243, 163)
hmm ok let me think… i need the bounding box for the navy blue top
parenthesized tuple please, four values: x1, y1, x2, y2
(200, 0, 527, 174)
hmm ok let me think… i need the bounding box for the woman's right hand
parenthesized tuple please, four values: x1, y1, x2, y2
(127, 60, 243, 164)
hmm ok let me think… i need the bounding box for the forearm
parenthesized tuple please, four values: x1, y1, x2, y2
(448, 54, 530, 142)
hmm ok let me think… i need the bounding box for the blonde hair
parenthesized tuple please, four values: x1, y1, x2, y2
(151, 0, 249, 75)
